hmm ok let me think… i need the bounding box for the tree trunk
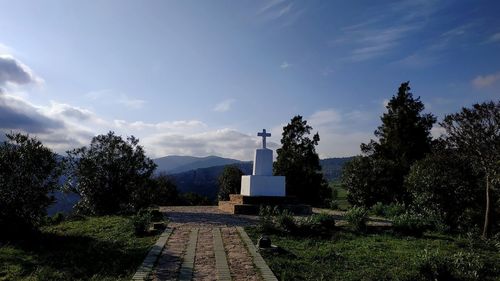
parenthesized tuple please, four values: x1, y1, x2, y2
(482, 173, 490, 239)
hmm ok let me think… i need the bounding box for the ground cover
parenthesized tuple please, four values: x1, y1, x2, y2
(246, 227, 500, 281)
(0, 216, 158, 281)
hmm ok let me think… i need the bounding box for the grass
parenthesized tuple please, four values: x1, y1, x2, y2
(330, 181, 350, 210)
(246, 227, 500, 281)
(0, 216, 159, 281)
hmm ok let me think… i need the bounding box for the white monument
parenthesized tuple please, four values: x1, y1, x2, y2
(240, 129, 286, 197)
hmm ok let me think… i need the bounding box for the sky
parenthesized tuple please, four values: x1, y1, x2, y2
(0, 0, 499, 160)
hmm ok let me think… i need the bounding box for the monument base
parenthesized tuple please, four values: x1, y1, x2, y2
(218, 194, 312, 215)
(240, 175, 285, 196)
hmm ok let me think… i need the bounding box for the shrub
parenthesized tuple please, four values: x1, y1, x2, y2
(415, 249, 454, 281)
(344, 207, 367, 232)
(0, 133, 61, 238)
(371, 202, 385, 216)
(258, 206, 279, 233)
(46, 212, 66, 225)
(132, 209, 153, 235)
(217, 166, 243, 201)
(328, 199, 339, 210)
(276, 210, 297, 233)
(392, 211, 430, 237)
(149, 209, 164, 222)
(451, 251, 486, 281)
(67, 131, 156, 215)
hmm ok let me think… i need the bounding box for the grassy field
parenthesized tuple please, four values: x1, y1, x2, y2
(330, 181, 350, 210)
(246, 227, 500, 281)
(0, 216, 158, 281)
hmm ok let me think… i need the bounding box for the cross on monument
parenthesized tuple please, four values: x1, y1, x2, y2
(257, 129, 271, 149)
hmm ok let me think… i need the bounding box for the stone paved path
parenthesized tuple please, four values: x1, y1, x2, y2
(147, 206, 273, 281)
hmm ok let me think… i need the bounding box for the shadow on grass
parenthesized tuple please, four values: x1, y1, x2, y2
(3, 231, 150, 280)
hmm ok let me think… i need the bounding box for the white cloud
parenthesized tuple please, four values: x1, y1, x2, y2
(280, 61, 291, 69)
(472, 72, 500, 88)
(118, 95, 146, 109)
(213, 99, 235, 112)
(309, 109, 342, 127)
(0, 55, 43, 87)
(489, 32, 500, 42)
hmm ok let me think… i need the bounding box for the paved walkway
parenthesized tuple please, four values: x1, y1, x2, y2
(138, 206, 274, 281)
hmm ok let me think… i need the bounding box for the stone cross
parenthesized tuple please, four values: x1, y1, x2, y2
(257, 129, 271, 149)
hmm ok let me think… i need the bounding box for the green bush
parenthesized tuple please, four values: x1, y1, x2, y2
(392, 211, 430, 237)
(258, 206, 279, 233)
(328, 199, 340, 210)
(451, 251, 486, 281)
(415, 249, 454, 281)
(46, 212, 66, 225)
(131, 209, 153, 235)
(371, 202, 385, 216)
(276, 210, 297, 233)
(0, 133, 61, 238)
(344, 207, 367, 232)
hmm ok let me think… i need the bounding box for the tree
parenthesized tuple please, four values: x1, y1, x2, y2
(0, 133, 61, 237)
(362, 82, 436, 168)
(440, 101, 499, 237)
(274, 115, 329, 205)
(217, 165, 243, 201)
(151, 173, 179, 206)
(67, 131, 156, 215)
(342, 156, 401, 207)
(350, 82, 436, 203)
(405, 151, 482, 232)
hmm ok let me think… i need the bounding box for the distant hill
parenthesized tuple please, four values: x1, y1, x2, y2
(320, 157, 355, 181)
(154, 155, 243, 174)
(169, 157, 354, 201)
(169, 162, 253, 201)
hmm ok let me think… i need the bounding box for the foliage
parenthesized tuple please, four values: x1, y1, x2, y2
(361, 81, 436, 169)
(344, 82, 435, 206)
(392, 211, 431, 237)
(245, 226, 500, 281)
(131, 209, 153, 235)
(178, 192, 212, 206)
(0, 133, 61, 238)
(371, 202, 407, 218)
(217, 165, 243, 201)
(298, 213, 336, 235)
(342, 156, 402, 207)
(274, 115, 330, 205)
(150, 173, 178, 206)
(440, 100, 500, 237)
(0, 216, 158, 280)
(67, 131, 156, 215)
(405, 151, 482, 232)
(258, 205, 279, 233)
(276, 210, 298, 233)
(344, 206, 368, 232)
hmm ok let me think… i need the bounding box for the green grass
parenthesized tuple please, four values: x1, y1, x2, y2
(330, 181, 350, 210)
(0, 216, 159, 281)
(246, 227, 500, 281)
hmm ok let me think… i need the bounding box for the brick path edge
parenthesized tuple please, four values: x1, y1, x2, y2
(132, 227, 173, 281)
(236, 227, 278, 281)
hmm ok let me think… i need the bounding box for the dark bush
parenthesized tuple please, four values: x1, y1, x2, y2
(392, 211, 430, 237)
(276, 210, 297, 233)
(0, 133, 61, 238)
(131, 209, 153, 235)
(345, 207, 368, 232)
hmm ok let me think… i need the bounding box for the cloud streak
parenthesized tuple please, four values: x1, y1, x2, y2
(0, 55, 42, 86)
(472, 72, 500, 88)
(213, 99, 235, 112)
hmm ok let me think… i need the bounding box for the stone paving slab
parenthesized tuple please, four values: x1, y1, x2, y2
(143, 206, 277, 281)
(132, 228, 173, 281)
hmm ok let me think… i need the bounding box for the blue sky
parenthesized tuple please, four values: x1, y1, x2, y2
(0, 0, 499, 160)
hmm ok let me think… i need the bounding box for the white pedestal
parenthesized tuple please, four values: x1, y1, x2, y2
(240, 175, 286, 196)
(253, 148, 273, 176)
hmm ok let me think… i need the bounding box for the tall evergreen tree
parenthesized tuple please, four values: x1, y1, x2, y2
(362, 81, 436, 168)
(217, 165, 243, 201)
(274, 115, 329, 205)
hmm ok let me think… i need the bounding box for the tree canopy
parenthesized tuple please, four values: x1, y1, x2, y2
(440, 101, 500, 237)
(274, 115, 329, 205)
(67, 131, 156, 215)
(217, 165, 243, 201)
(0, 133, 61, 237)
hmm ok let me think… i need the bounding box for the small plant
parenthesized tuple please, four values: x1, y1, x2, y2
(298, 213, 336, 235)
(392, 211, 430, 237)
(149, 209, 164, 221)
(258, 205, 279, 233)
(45, 212, 65, 225)
(452, 251, 485, 281)
(276, 210, 297, 233)
(415, 249, 454, 281)
(328, 200, 339, 210)
(345, 206, 367, 232)
(371, 202, 385, 216)
(131, 209, 153, 235)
